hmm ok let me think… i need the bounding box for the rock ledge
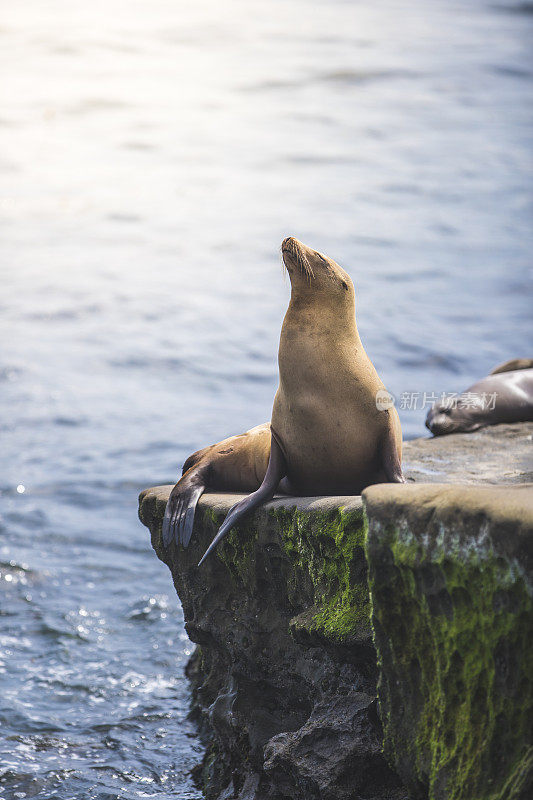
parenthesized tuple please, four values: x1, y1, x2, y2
(138, 423, 533, 800)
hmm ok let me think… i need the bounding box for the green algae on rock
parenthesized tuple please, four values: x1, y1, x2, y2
(364, 483, 533, 800)
(276, 501, 372, 646)
(139, 488, 406, 800)
(139, 424, 533, 799)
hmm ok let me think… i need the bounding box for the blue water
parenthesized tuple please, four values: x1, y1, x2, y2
(1, 1, 532, 797)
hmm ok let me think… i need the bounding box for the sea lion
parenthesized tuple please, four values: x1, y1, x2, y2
(161, 423, 271, 549)
(425, 358, 533, 436)
(162, 237, 404, 563)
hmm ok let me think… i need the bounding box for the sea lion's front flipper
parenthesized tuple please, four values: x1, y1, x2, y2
(381, 424, 405, 484)
(162, 470, 205, 548)
(197, 436, 287, 567)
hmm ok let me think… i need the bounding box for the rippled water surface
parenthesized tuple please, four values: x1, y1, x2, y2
(1, 1, 532, 797)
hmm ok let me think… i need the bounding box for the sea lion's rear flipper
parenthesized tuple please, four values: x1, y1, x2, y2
(381, 425, 405, 484)
(197, 436, 287, 567)
(162, 470, 205, 548)
(490, 358, 533, 375)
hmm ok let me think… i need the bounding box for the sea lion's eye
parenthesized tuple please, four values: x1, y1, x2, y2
(316, 253, 327, 264)
(341, 281, 348, 291)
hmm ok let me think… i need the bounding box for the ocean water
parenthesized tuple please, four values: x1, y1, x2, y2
(0, 1, 532, 797)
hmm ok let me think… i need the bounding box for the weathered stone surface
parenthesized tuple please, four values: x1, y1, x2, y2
(138, 422, 533, 799)
(402, 422, 533, 485)
(364, 482, 533, 800)
(139, 490, 407, 800)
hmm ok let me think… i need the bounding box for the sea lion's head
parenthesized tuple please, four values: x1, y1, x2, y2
(281, 237, 354, 306)
(425, 405, 459, 436)
(425, 395, 484, 436)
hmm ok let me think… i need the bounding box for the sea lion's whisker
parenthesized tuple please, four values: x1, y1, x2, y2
(295, 248, 314, 282)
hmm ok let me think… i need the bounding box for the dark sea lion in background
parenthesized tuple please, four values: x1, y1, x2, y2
(163, 237, 404, 563)
(425, 358, 533, 436)
(490, 357, 533, 375)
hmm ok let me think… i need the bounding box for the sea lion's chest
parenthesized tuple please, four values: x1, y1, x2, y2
(271, 379, 385, 495)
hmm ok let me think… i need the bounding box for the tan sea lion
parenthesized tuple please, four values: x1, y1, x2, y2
(162, 237, 404, 563)
(161, 423, 272, 550)
(425, 358, 533, 436)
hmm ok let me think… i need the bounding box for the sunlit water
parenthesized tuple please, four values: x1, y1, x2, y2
(0, 1, 532, 797)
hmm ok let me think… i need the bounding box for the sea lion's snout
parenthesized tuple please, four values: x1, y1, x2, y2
(425, 406, 454, 436)
(281, 237, 315, 281)
(281, 237, 322, 267)
(281, 238, 356, 300)
(282, 236, 297, 250)
(281, 236, 301, 261)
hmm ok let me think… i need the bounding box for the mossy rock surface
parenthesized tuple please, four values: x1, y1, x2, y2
(364, 482, 533, 800)
(139, 488, 406, 800)
(138, 423, 533, 799)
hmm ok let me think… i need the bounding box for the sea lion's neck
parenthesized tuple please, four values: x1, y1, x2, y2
(276, 301, 381, 416)
(284, 289, 361, 344)
(278, 294, 366, 395)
